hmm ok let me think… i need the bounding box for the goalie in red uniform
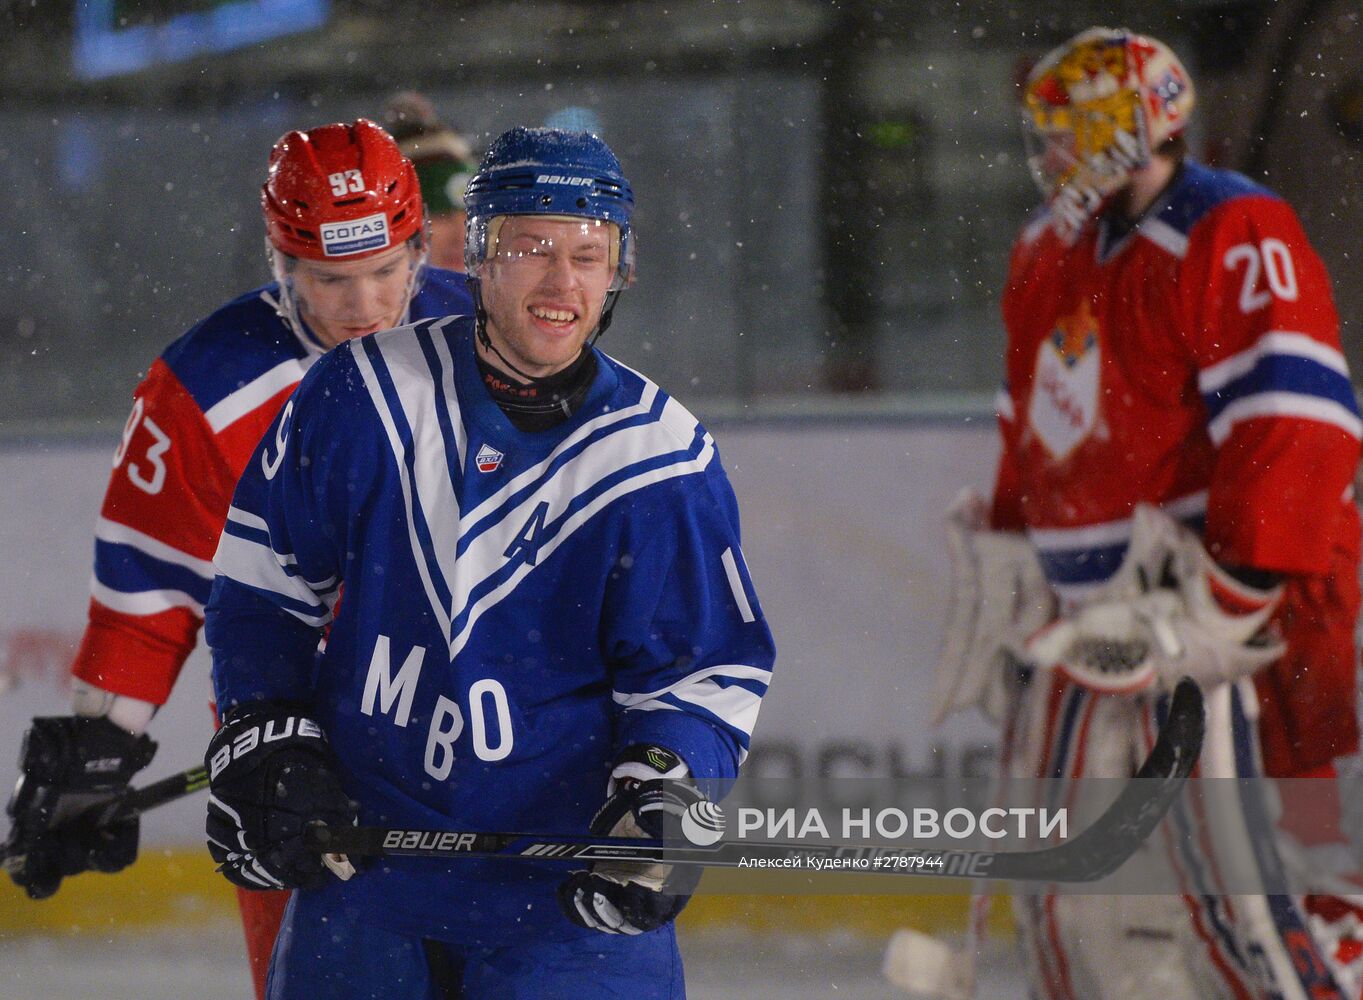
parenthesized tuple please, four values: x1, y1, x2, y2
(929, 27, 1363, 999)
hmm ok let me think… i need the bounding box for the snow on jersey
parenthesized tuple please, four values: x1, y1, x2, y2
(206, 317, 775, 942)
(994, 162, 1360, 605)
(71, 270, 473, 705)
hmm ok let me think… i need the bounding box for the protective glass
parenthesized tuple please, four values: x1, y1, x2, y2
(474, 217, 627, 291)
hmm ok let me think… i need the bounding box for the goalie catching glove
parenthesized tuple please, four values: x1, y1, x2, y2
(205, 703, 357, 891)
(1026, 505, 1285, 694)
(4, 715, 157, 899)
(558, 744, 704, 935)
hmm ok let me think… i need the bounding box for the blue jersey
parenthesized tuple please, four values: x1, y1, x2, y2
(205, 316, 775, 944)
(72, 267, 471, 706)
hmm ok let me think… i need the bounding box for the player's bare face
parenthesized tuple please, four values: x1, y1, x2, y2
(291, 243, 417, 348)
(479, 217, 615, 378)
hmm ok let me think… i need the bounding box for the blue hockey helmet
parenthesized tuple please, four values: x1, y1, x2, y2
(464, 127, 635, 290)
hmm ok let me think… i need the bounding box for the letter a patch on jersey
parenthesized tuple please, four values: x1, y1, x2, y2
(504, 501, 550, 567)
(1028, 301, 1101, 460)
(475, 443, 504, 473)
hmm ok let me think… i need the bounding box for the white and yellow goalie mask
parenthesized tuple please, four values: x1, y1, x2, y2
(1023, 27, 1195, 237)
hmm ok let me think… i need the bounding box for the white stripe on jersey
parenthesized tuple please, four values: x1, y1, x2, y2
(720, 548, 756, 623)
(461, 381, 660, 528)
(353, 327, 719, 660)
(203, 358, 307, 433)
(350, 338, 455, 642)
(213, 531, 336, 627)
(362, 323, 465, 616)
(1138, 218, 1189, 259)
(222, 507, 337, 591)
(1207, 391, 1363, 446)
(615, 663, 773, 741)
(225, 505, 270, 532)
(448, 432, 716, 659)
(95, 516, 215, 581)
(90, 578, 203, 616)
(1197, 331, 1350, 394)
(1027, 491, 1208, 551)
(426, 318, 469, 470)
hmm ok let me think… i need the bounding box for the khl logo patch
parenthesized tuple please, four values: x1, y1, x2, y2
(475, 443, 504, 473)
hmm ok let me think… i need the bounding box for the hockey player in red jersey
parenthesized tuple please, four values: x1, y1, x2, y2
(2, 119, 472, 1000)
(928, 27, 1363, 999)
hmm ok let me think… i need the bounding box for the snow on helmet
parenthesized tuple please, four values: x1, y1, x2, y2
(262, 118, 424, 261)
(1023, 28, 1194, 235)
(463, 127, 635, 290)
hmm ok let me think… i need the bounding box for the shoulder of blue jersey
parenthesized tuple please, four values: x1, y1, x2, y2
(412, 267, 475, 317)
(597, 350, 710, 454)
(159, 285, 309, 423)
(1156, 161, 1282, 239)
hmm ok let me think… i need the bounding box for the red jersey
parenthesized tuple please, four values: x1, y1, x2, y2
(71, 273, 471, 705)
(993, 162, 1361, 774)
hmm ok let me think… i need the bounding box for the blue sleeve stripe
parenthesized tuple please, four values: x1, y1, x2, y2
(221, 516, 273, 549)
(215, 576, 333, 627)
(1201, 353, 1358, 423)
(218, 516, 334, 593)
(213, 530, 334, 625)
(93, 539, 215, 607)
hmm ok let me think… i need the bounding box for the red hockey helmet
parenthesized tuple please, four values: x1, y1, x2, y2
(262, 119, 424, 261)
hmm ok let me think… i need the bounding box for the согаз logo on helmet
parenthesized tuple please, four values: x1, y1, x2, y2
(320, 213, 391, 257)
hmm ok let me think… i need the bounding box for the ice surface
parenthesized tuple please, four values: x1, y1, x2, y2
(0, 923, 1024, 999)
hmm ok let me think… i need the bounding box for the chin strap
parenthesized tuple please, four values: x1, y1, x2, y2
(468, 275, 621, 386)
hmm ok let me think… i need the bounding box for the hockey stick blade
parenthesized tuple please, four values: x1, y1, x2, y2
(308, 679, 1204, 885)
(0, 764, 209, 870)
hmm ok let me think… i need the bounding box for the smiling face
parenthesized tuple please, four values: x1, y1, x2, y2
(289, 242, 419, 348)
(476, 215, 616, 378)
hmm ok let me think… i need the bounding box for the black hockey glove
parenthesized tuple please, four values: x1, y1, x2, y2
(205, 703, 356, 891)
(558, 745, 704, 935)
(4, 715, 158, 900)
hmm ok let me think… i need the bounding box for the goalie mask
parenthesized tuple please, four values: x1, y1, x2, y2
(1023, 28, 1194, 236)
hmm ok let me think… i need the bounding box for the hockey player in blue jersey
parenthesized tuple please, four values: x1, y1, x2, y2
(202, 126, 776, 999)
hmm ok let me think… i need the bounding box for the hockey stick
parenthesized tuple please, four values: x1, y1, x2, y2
(307, 678, 1204, 885)
(0, 764, 209, 870)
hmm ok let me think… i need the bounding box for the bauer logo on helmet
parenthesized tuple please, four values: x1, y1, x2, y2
(535, 174, 594, 186)
(320, 213, 391, 257)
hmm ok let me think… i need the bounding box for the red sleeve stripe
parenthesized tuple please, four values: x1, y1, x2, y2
(202, 358, 306, 433)
(94, 516, 216, 579)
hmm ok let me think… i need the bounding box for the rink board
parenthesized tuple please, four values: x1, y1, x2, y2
(0, 418, 1001, 934)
